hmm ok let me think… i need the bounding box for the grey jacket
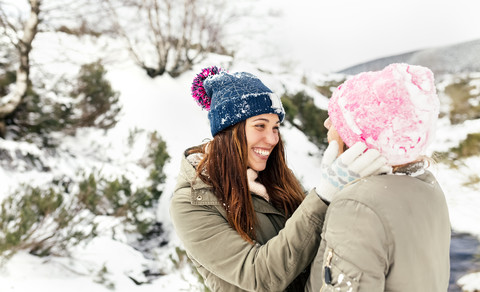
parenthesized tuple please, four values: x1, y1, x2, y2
(170, 152, 328, 291)
(306, 171, 451, 292)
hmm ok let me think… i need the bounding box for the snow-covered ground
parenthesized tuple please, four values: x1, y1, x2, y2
(1, 2, 480, 291)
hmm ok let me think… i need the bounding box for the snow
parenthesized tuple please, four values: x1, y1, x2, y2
(458, 272, 480, 291)
(1, 1, 480, 291)
(3, 55, 478, 291)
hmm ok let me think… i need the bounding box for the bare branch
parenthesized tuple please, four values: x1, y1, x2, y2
(102, 0, 147, 69)
(0, 0, 41, 119)
(101, 0, 235, 78)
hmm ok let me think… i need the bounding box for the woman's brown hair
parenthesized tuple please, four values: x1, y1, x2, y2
(189, 120, 305, 244)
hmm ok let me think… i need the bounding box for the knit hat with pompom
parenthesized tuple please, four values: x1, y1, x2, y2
(191, 66, 285, 136)
(328, 63, 439, 166)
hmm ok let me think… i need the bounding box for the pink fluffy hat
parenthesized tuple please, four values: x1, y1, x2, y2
(328, 63, 440, 166)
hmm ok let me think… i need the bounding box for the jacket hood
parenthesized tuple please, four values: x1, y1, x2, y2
(176, 151, 219, 205)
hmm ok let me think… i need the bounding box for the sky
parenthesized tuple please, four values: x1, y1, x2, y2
(267, 0, 480, 72)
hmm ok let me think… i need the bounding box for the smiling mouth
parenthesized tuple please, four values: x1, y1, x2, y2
(253, 148, 270, 157)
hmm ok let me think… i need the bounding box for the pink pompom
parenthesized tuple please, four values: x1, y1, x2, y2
(191, 66, 224, 110)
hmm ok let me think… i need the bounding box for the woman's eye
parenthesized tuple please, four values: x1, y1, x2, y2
(255, 124, 265, 129)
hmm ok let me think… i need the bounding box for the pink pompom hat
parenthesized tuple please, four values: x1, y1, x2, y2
(328, 63, 440, 165)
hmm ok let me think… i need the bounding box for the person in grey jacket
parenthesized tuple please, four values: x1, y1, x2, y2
(169, 66, 389, 291)
(306, 63, 451, 292)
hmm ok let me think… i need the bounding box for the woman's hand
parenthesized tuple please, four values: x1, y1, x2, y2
(315, 141, 391, 202)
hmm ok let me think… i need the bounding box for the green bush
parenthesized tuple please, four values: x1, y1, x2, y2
(4, 61, 121, 144)
(444, 76, 480, 124)
(281, 97, 298, 122)
(0, 70, 16, 97)
(314, 78, 345, 98)
(282, 91, 329, 149)
(71, 61, 122, 130)
(0, 131, 170, 263)
(0, 144, 49, 172)
(8, 84, 77, 145)
(433, 132, 480, 168)
(451, 133, 480, 158)
(77, 132, 170, 235)
(0, 184, 97, 261)
(77, 173, 154, 235)
(146, 131, 170, 200)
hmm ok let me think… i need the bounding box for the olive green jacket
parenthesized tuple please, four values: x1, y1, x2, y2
(305, 171, 451, 292)
(170, 152, 328, 291)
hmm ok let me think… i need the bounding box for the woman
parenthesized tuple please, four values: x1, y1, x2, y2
(169, 66, 388, 291)
(306, 63, 451, 292)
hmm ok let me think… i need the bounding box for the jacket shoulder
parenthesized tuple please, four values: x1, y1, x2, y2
(333, 171, 443, 206)
(172, 150, 220, 205)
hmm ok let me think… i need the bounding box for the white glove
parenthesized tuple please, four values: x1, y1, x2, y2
(316, 141, 391, 202)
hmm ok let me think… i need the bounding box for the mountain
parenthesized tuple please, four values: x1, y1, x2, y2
(339, 39, 480, 75)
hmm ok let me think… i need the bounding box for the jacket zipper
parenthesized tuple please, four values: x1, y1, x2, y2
(324, 248, 334, 285)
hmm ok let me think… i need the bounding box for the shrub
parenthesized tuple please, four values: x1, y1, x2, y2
(281, 91, 329, 149)
(70, 61, 122, 130)
(444, 76, 480, 124)
(464, 174, 480, 189)
(0, 184, 97, 261)
(314, 78, 345, 98)
(281, 97, 298, 123)
(93, 264, 115, 290)
(0, 131, 170, 263)
(433, 132, 480, 168)
(78, 173, 156, 235)
(451, 133, 480, 158)
(7, 83, 77, 145)
(5, 61, 121, 144)
(0, 70, 16, 97)
(77, 132, 170, 236)
(0, 144, 49, 172)
(146, 131, 170, 200)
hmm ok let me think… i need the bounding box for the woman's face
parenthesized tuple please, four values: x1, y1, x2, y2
(245, 113, 280, 171)
(324, 117, 346, 156)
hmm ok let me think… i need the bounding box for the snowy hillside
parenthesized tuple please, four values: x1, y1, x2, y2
(1, 1, 480, 291)
(1, 31, 480, 291)
(0, 28, 329, 290)
(339, 39, 480, 75)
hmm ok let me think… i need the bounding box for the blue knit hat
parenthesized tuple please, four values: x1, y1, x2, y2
(191, 66, 285, 136)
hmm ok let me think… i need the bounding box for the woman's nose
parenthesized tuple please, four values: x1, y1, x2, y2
(265, 130, 279, 145)
(324, 118, 331, 130)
